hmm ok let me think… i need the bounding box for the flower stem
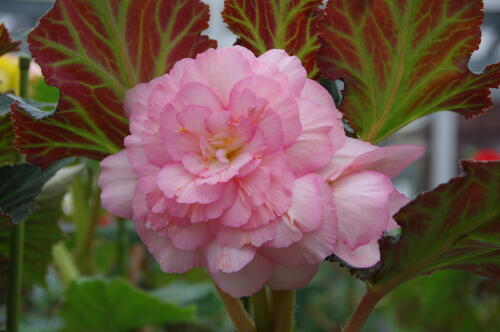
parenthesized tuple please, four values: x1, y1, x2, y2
(52, 242, 80, 285)
(270, 290, 295, 332)
(6, 222, 25, 332)
(250, 287, 272, 332)
(342, 288, 384, 332)
(116, 218, 128, 278)
(6, 56, 31, 332)
(213, 283, 256, 332)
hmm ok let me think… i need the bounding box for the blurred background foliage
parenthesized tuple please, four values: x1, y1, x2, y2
(0, 1, 499, 331)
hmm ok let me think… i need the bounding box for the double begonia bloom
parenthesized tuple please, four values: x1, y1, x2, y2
(320, 138, 424, 268)
(99, 46, 423, 297)
(99, 47, 343, 297)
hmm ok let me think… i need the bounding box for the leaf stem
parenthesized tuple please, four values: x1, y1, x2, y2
(250, 287, 272, 332)
(6, 222, 25, 332)
(213, 283, 256, 332)
(116, 218, 128, 278)
(270, 290, 295, 332)
(52, 242, 80, 285)
(342, 288, 384, 332)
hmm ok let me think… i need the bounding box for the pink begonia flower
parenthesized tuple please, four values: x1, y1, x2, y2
(320, 138, 424, 268)
(99, 46, 344, 297)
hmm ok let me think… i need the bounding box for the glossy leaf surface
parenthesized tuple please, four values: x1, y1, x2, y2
(0, 158, 71, 223)
(372, 161, 500, 293)
(318, 0, 500, 143)
(15, 0, 216, 167)
(61, 278, 195, 332)
(0, 24, 20, 56)
(223, 0, 322, 77)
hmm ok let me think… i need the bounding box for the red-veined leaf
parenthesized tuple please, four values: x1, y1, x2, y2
(223, 0, 323, 77)
(13, 0, 216, 167)
(371, 161, 500, 295)
(318, 0, 500, 143)
(0, 24, 20, 56)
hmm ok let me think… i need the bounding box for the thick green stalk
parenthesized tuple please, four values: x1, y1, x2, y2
(6, 56, 31, 332)
(213, 283, 256, 332)
(116, 218, 128, 277)
(342, 288, 384, 332)
(6, 222, 25, 332)
(250, 287, 272, 332)
(270, 290, 295, 332)
(52, 242, 80, 285)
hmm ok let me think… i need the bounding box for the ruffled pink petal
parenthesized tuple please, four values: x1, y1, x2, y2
(262, 182, 336, 264)
(288, 174, 324, 233)
(177, 181, 226, 204)
(386, 189, 409, 231)
(320, 138, 377, 180)
(232, 75, 301, 147)
(124, 134, 148, 174)
(332, 170, 393, 249)
(333, 238, 380, 268)
(167, 223, 212, 250)
(216, 222, 277, 248)
(157, 164, 194, 198)
(257, 109, 285, 153)
(267, 264, 319, 290)
(342, 145, 425, 179)
(205, 242, 257, 273)
(239, 167, 271, 206)
(181, 47, 255, 106)
(176, 105, 211, 135)
(228, 88, 269, 120)
(173, 82, 224, 113)
(219, 194, 252, 227)
(134, 219, 205, 273)
(188, 182, 238, 222)
(211, 254, 274, 298)
(99, 150, 137, 219)
(264, 217, 303, 248)
(258, 50, 307, 93)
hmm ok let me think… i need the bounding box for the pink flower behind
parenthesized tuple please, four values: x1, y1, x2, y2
(99, 46, 343, 297)
(320, 138, 424, 268)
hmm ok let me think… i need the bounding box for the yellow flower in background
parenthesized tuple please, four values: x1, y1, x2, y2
(0, 54, 20, 94)
(0, 54, 43, 95)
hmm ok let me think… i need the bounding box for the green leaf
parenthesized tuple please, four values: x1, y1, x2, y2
(32, 78, 60, 103)
(0, 206, 64, 303)
(0, 113, 21, 166)
(318, 0, 500, 143)
(0, 24, 21, 56)
(370, 161, 500, 295)
(223, 0, 323, 77)
(0, 158, 71, 223)
(0, 161, 82, 302)
(60, 278, 195, 332)
(14, 0, 216, 167)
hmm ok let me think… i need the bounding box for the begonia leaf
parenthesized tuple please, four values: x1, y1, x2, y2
(0, 114, 20, 166)
(60, 278, 195, 332)
(223, 0, 322, 77)
(318, 0, 500, 143)
(0, 163, 83, 302)
(14, 0, 216, 167)
(0, 207, 64, 302)
(371, 161, 500, 295)
(0, 24, 20, 56)
(0, 158, 71, 223)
